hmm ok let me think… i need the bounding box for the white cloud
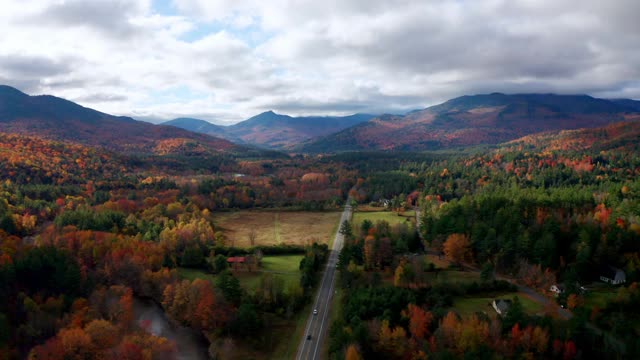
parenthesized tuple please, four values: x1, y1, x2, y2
(0, 0, 638, 123)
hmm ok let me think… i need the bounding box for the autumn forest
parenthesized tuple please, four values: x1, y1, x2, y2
(1, 85, 639, 360)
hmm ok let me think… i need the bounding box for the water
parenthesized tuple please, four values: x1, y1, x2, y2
(133, 299, 209, 360)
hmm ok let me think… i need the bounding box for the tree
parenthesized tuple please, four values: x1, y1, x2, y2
(566, 294, 584, 310)
(209, 254, 228, 274)
(248, 228, 257, 247)
(480, 262, 494, 281)
(339, 220, 353, 238)
(345, 344, 363, 360)
(404, 304, 432, 340)
(84, 319, 119, 350)
(443, 233, 471, 265)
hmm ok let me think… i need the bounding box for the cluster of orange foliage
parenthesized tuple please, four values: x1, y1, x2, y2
(0, 133, 124, 184)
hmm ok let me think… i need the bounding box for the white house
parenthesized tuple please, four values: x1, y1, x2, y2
(492, 299, 512, 315)
(600, 266, 626, 285)
(550, 284, 565, 296)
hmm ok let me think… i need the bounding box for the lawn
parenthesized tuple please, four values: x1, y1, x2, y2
(352, 210, 416, 229)
(177, 255, 303, 293)
(214, 211, 342, 247)
(261, 255, 303, 273)
(452, 292, 544, 318)
(427, 270, 481, 284)
(583, 287, 618, 309)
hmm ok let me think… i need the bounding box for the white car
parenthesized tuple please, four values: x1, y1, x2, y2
(313, 309, 318, 315)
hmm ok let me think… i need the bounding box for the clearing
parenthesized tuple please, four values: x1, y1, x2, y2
(177, 254, 303, 293)
(352, 210, 416, 229)
(214, 211, 342, 247)
(452, 292, 544, 318)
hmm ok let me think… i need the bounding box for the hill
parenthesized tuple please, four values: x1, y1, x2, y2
(162, 111, 374, 149)
(0, 85, 238, 155)
(300, 93, 640, 152)
(503, 119, 640, 153)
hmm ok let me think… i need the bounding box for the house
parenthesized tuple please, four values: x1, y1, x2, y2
(492, 299, 512, 315)
(600, 266, 626, 285)
(550, 284, 565, 296)
(227, 256, 246, 264)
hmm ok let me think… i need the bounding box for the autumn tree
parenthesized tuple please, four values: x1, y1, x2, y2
(345, 344, 363, 360)
(443, 233, 471, 265)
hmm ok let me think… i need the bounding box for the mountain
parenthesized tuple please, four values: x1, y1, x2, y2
(503, 119, 640, 154)
(0, 85, 237, 155)
(162, 117, 237, 142)
(300, 93, 640, 152)
(162, 111, 374, 149)
(609, 99, 640, 112)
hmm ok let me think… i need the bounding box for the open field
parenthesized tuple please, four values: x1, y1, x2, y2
(352, 210, 416, 229)
(583, 286, 618, 309)
(427, 270, 481, 284)
(261, 255, 303, 273)
(214, 211, 342, 247)
(452, 292, 544, 318)
(177, 255, 303, 293)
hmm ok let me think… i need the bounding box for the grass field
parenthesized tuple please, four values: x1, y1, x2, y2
(428, 270, 481, 284)
(214, 211, 342, 247)
(584, 287, 618, 309)
(177, 255, 303, 293)
(352, 210, 416, 229)
(452, 292, 544, 318)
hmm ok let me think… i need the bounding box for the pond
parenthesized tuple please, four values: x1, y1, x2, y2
(133, 299, 209, 360)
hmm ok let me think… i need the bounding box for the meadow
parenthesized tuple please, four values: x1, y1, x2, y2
(352, 210, 416, 229)
(214, 211, 342, 247)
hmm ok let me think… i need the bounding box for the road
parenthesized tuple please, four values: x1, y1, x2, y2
(295, 203, 352, 360)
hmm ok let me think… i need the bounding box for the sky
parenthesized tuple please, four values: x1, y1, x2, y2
(1, 0, 639, 124)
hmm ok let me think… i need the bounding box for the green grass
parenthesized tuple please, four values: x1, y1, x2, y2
(584, 288, 618, 309)
(452, 292, 544, 318)
(427, 270, 481, 284)
(177, 255, 303, 293)
(352, 210, 416, 229)
(177, 267, 215, 282)
(261, 255, 303, 273)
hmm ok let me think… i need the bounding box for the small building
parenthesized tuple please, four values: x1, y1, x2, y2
(227, 256, 246, 264)
(492, 299, 512, 315)
(600, 266, 626, 285)
(550, 284, 565, 296)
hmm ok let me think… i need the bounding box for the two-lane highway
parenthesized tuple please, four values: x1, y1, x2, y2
(296, 202, 352, 360)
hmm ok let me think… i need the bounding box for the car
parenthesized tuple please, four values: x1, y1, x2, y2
(306, 334, 312, 340)
(313, 309, 318, 315)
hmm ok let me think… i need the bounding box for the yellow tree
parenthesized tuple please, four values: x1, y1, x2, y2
(443, 233, 471, 265)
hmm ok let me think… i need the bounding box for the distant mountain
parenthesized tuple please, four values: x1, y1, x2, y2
(162, 117, 238, 142)
(162, 111, 375, 149)
(609, 99, 640, 112)
(299, 93, 640, 152)
(0, 85, 237, 155)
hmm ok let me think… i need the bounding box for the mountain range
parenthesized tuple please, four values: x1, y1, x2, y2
(1, 85, 639, 155)
(299, 93, 640, 152)
(0, 85, 236, 156)
(162, 112, 374, 149)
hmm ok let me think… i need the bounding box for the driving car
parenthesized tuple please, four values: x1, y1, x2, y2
(313, 309, 318, 315)
(307, 334, 312, 340)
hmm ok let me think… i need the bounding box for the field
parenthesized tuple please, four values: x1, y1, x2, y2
(352, 210, 416, 229)
(214, 211, 342, 247)
(583, 286, 619, 309)
(177, 254, 303, 292)
(452, 292, 544, 318)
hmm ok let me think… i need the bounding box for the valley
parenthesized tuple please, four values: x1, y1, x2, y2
(0, 85, 638, 360)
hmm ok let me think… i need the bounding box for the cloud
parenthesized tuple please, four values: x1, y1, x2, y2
(0, 0, 638, 123)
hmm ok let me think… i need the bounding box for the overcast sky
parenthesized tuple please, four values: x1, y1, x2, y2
(1, 0, 639, 124)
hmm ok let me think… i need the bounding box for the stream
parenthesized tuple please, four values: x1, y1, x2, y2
(133, 299, 209, 360)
